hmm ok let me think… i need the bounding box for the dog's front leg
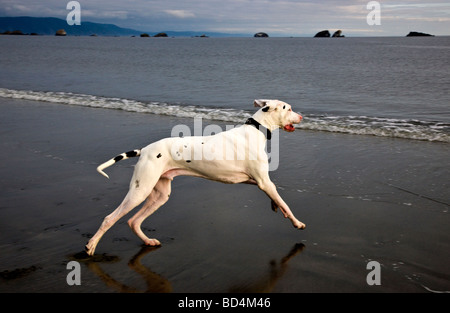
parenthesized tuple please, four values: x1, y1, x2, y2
(257, 178, 305, 229)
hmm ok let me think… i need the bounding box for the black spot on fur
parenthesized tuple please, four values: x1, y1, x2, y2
(262, 106, 270, 112)
(126, 150, 138, 158)
(186, 160, 191, 163)
(114, 155, 124, 162)
(157, 153, 162, 158)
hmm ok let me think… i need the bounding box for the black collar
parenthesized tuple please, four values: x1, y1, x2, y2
(245, 118, 272, 140)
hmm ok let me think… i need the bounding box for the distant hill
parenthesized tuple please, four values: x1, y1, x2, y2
(0, 16, 249, 37)
(0, 16, 142, 36)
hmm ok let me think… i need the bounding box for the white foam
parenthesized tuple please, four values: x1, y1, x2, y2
(1, 88, 448, 143)
(299, 114, 450, 142)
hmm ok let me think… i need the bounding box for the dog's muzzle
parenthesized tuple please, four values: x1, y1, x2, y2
(283, 113, 302, 132)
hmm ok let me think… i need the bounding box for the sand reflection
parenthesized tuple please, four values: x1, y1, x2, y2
(73, 242, 304, 293)
(73, 246, 171, 293)
(229, 243, 305, 292)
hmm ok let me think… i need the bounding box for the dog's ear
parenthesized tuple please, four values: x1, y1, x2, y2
(254, 99, 275, 112)
(254, 99, 269, 108)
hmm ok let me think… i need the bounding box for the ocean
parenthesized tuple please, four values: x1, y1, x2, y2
(0, 35, 449, 142)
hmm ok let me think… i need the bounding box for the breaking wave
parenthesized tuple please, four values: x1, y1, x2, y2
(1, 88, 448, 143)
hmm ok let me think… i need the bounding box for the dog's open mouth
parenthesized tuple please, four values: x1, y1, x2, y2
(283, 124, 295, 132)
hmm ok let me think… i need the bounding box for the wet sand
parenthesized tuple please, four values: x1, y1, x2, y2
(0, 98, 449, 293)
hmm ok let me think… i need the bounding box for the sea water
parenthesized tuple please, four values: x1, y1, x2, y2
(1, 36, 449, 142)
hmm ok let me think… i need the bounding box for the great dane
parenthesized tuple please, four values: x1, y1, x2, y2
(85, 99, 305, 256)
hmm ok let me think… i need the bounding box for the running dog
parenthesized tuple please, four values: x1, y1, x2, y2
(85, 99, 304, 256)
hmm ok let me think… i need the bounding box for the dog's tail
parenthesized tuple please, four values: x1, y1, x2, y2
(97, 149, 141, 179)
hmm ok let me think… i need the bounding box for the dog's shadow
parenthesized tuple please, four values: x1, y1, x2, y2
(71, 242, 305, 293)
(72, 246, 172, 293)
(228, 242, 305, 293)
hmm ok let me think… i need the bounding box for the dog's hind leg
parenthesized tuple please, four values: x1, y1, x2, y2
(127, 177, 172, 246)
(85, 189, 149, 256)
(85, 170, 161, 256)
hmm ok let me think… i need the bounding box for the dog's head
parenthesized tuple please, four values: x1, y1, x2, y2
(253, 99, 302, 132)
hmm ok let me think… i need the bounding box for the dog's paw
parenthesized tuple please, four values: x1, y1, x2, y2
(293, 221, 306, 230)
(85, 244, 95, 256)
(144, 238, 161, 246)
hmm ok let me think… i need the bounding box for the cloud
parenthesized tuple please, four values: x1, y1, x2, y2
(164, 10, 195, 19)
(0, 0, 449, 36)
(82, 9, 129, 20)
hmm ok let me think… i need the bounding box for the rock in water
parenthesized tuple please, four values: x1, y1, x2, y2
(55, 29, 67, 36)
(314, 30, 330, 38)
(406, 31, 434, 37)
(332, 30, 344, 37)
(254, 32, 269, 38)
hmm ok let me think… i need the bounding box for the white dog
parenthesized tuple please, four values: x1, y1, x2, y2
(85, 99, 305, 256)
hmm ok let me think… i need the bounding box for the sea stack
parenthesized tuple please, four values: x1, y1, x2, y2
(254, 32, 269, 38)
(332, 30, 345, 37)
(406, 31, 434, 37)
(55, 29, 67, 36)
(314, 30, 330, 38)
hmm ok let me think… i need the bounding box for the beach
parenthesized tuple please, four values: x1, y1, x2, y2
(0, 97, 449, 293)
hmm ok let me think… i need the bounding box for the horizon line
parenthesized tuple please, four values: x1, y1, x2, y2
(1, 15, 448, 38)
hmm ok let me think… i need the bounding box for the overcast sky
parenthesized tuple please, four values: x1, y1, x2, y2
(1, 0, 449, 36)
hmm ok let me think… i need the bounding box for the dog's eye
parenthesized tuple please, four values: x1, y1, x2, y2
(283, 105, 285, 109)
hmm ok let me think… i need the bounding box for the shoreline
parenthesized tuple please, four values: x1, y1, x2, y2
(1, 87, 448, 143)
(0, 97, 449, 292)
